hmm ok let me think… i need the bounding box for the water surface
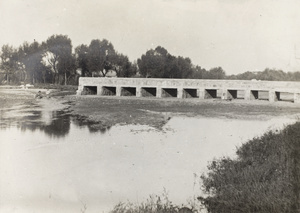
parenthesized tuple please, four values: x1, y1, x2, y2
(0, 105, 297, 213)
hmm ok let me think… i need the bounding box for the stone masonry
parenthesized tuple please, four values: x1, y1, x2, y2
(77, 77, 300, 103)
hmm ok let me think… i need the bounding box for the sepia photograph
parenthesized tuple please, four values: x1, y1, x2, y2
(0, 0, 300, 212)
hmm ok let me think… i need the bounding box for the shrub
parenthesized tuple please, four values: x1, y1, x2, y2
(199, 122, 300, 213)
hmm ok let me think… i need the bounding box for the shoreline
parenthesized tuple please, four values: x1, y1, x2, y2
(65, 94, 300, 129)
(1, 88, 300, 129)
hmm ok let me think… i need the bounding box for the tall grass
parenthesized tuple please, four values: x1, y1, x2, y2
(109, 189, 199, 213)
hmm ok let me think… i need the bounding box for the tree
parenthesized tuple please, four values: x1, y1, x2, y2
(137, 48, 165, 78)
(137, 46, 194, 78)
(191, 65, 208, 79)
(57, 53, 76, 85)
(42, 50, 58, 83)
(174, 56, 194, 78)
(206, 67, 226, 79)
(44, 34, 74, 84)
(226, 68, 300, 81)
(258, 68, 286, 81)
(87, 39, 115, 77)
(75, 44, 90, 77)
(0, 44, 20, 84)
(109, 53, 137, 77)
(18, 41, 46, 84)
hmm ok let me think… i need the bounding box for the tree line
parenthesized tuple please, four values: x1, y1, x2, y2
(226, 68, 300, 81)
(1, 34, 300, 85)
(0, 35, 138, 85)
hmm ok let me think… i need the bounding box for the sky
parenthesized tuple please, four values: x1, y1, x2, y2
(1, 0, 300, 75)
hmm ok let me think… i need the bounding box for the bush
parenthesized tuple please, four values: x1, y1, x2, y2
(199, 122, 300, 213)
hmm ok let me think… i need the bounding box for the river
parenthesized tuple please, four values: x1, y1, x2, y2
(0, 103, 297, 213)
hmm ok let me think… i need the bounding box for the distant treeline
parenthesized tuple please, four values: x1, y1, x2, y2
(1, 34, 300, 85)
(199, 121, 300, 213)
(227, 68, 300, 81)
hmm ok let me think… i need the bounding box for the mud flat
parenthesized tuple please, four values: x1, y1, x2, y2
(0, 88, 69, 111)
(1, 88, 300, 129)
(65, 95, 300, 129)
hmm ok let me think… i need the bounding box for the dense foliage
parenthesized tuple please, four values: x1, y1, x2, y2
(1, 34, 300, 85)
(199, 122, 300, 213)
(0, 35, 138, 85)
(137, 46, 226, 80)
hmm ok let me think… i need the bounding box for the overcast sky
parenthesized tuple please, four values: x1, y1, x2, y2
(1, 0, 300, 74)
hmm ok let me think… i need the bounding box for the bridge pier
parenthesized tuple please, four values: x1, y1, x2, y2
(156, 87, 162, 98)
(294, 93, 300, 103)
(244, 89, 251, 100)
(221, 89, 228, 100)
(136, 86, 142, 97)
(269, 90, 280, 102)
(116, 86, 121, 97)
(177, 88, 183, 98)
(199, 88, 205, 99)
(97, 86, 103, 95)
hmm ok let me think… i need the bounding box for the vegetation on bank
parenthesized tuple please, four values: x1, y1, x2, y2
(1, 34, 300, 86)
(199, 121, 300, 213)
(109, 189, 199, 213)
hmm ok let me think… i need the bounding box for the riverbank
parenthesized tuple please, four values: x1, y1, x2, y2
(0, 86, 75, 109)
(1, 88, 300, 129)
(66, 95, 300, 129)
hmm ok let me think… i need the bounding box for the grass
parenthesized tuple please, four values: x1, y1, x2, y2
(109, 189, 197, 213)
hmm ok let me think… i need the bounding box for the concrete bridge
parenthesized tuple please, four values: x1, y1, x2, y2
(77, 77, 300, 103)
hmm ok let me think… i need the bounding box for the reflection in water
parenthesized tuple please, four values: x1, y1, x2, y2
(0, 107, 111, 137)
(0, 104, 298, 213)
(71, 114, 112, 134)
(40, 111, 71, 138)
